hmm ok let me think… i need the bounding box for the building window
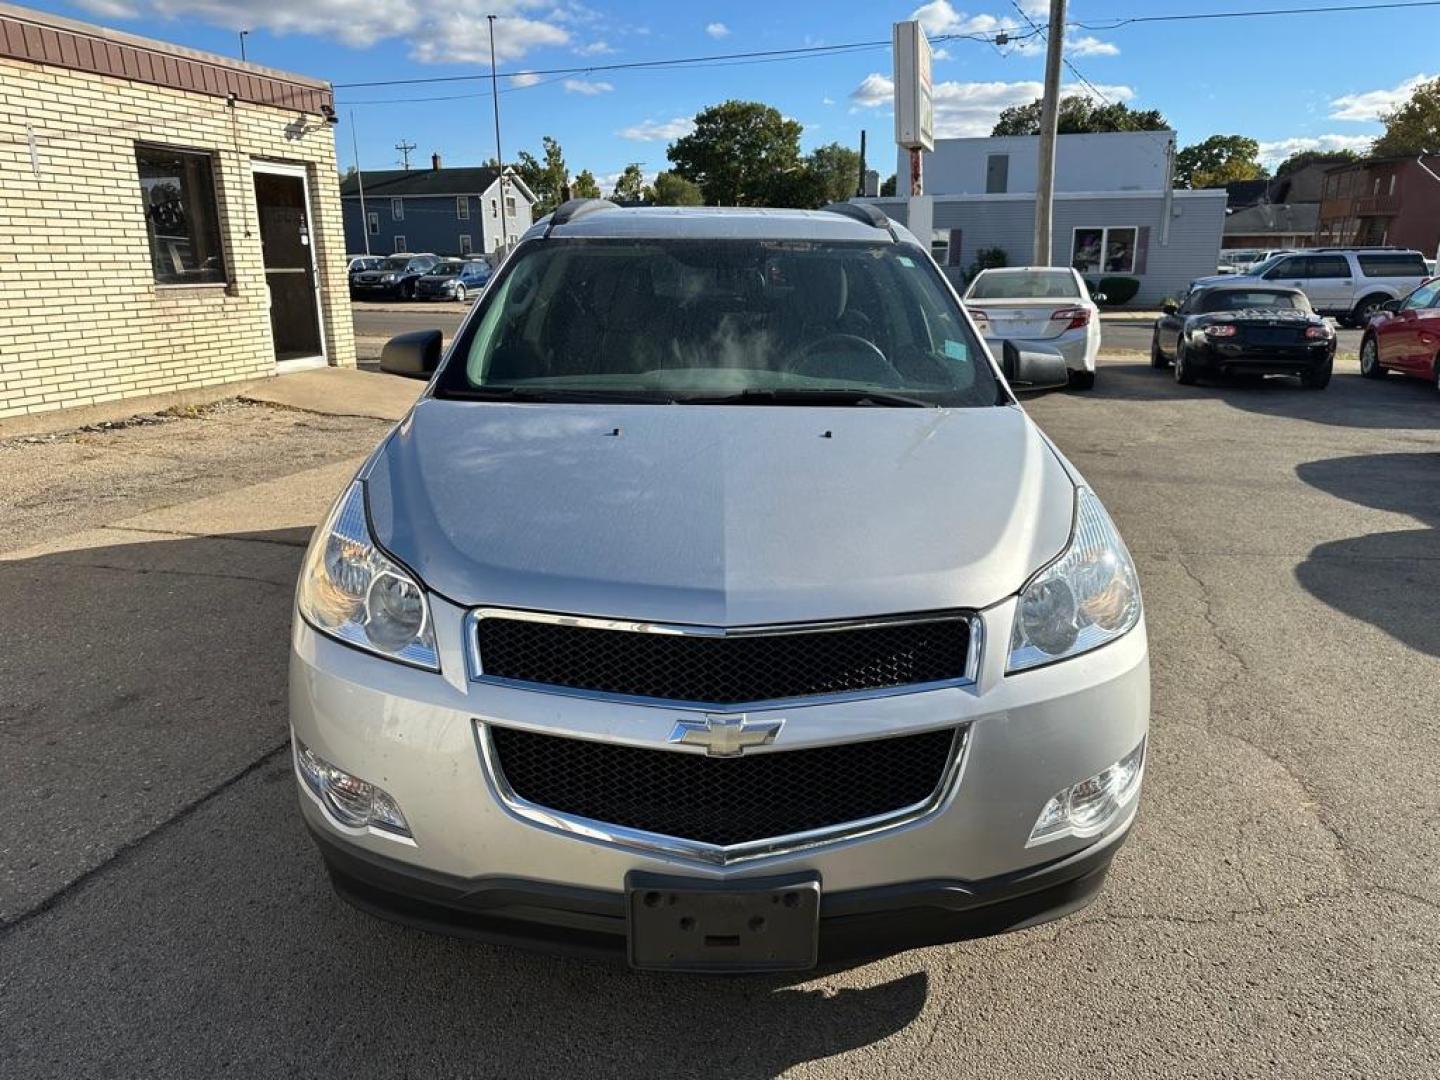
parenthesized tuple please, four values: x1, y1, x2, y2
(393, 234, 407, 253)
(1071, 226, 1139, 275)
(985, 153, 1009, 194)
(392, 197, 404, 221)
(1388, 174, 1396, 196)
(367, 211, 379, 235)
(457, 196, 470, 220)
(459, 234, 473, 255)
(505, 195, 517, 214)
(491, 199, 498, 218)
(135, 144, 226, 285)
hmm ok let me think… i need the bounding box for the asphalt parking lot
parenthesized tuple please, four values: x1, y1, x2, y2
(2, 355, 1438, 1077)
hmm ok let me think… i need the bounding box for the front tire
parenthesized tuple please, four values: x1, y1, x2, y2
(1174, 341, 1197, 385)
(454, 285, 467, 303)
(400, 281, 416, 301)
(1150, 332, 1168, 368)
(1359, 335, 1385, 379)
(1068, 369, 1096, 390)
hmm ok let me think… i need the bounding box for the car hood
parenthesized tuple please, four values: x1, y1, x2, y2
(364, 399, 1077, 625)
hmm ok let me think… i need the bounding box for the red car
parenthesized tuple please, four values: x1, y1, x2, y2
(1360, 277, 1440, 391)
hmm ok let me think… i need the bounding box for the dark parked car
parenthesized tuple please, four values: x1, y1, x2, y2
(414, 260, 492, 302)
(1359, 277, 1440, 390)
(1150, 284, 1335, 388)
(351, 254, 439, 300)
(347, 256, 384, 295)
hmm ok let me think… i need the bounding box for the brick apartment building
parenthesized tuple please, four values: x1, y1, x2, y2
(1315, 154, 1440, 257)
(0, 2, 355, 420)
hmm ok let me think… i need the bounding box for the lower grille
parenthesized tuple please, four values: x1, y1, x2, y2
(474, 612, 974, 705)
(487, 725, 959, 849)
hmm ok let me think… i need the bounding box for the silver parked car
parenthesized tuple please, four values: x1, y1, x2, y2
(290, 201, 1150, 972)
(963, 266, 1102, 390)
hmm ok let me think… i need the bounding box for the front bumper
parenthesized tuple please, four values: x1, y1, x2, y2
(292, 596, 1149, 961)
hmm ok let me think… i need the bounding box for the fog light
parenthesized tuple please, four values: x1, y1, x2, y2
(1028, 737, 1145, 846)
(295, 740, 411, 836)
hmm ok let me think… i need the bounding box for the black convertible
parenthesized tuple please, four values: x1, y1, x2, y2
(1150, 284, 1336, 389)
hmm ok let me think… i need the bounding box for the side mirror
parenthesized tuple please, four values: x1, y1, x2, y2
(379, 329, 443, 380)
(1381, 299, 1401, 313)
(1162, 301, 1179, 315)
(1001, 340, 1070, 391)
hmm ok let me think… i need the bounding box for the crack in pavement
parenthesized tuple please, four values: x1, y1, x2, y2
(0, 741, 291, 939)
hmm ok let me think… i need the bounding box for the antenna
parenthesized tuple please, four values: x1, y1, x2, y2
(394, 139, 417, 171)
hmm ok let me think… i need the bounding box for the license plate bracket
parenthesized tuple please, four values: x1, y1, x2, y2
(626, 872, 821, 973)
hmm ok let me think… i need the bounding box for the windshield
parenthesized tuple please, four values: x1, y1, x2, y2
(437, 238, 1001, 406)
(1202, 290, 1308, 312)
(967, 270, 1079, 300)
(431, 262, 463, 275)
(1246, 256, 1284, 276)
(381, 257, 411, 271)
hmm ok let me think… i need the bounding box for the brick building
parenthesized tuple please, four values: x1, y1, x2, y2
(0, 2, 355, 420)
(1316, 154, 1440, 257)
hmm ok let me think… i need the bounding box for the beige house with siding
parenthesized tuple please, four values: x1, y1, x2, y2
(0, 2, 355, 420)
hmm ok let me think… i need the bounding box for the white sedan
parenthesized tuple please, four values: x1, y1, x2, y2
(963, 267, 1102, 390)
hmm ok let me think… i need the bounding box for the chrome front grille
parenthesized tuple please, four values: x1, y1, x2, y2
(471, 610, 978, 707)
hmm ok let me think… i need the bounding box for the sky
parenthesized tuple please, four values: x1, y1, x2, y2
(26, 0, 1440, 190)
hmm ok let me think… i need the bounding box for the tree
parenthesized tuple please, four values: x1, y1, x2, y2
(880, 173, 897, 197)
(1373, 75, 1440, 156)
(652, 170, 703, 206)
(611, 162, 651, 203)
(991, 95, 1170, 136)
(514, 135, 569, 216)
(803, 142, 863, 204)
(1175, 134, 1268, 188)
(763, 165, 830, 210)
(1274, 149, 1360, 177)
(668, 100, 804, 206)
(571, 169, 601, 199)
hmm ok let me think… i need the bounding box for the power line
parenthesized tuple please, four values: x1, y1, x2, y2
(1009, 0, 1113, 105)
(1073, 0, 1440, 29)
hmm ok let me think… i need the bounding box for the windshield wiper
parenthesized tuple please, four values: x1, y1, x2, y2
(440, 386, 669, 404)
(676, 388, 937, 408)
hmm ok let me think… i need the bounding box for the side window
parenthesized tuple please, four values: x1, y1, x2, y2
(1403, 282, 1439, 310)
(1179, 291, 1200, 314)
(1308, 256, 1350, 279)
(1265, 257, 1307, 280)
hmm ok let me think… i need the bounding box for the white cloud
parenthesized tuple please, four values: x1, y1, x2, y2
(74, 0, 584, 58)
(932, 47, 952, 60)
(850, 71, 1135, 137)
(563, 78, 613, 95)
(574, 40, 614, 55)
(822, 96, 836, 106)
(911, 1, 1003, 37)
(73, 0, 140, 17)
(509, 70, 542, 88)
(705, 22, 730, 38)
(912, 2, 1119, 58)
(1065, 35, 1118, 57)
(617, 117, 696, 141)
(1256, 134, 1375, 166)
(1329, 74, 1431, 121)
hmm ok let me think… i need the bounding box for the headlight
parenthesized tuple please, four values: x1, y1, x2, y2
(381, 273, 397, 283)
(297, 482, 438, 670)
(1008, 487, 1141, 672)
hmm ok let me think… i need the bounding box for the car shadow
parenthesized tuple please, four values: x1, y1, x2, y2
(1088, 360, 1440, 429)
(1294, 452, 1440, 658)
(0, 528, 931, 1077)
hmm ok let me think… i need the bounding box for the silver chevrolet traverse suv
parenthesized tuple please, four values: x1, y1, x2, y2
(290, 201, 1150, 972)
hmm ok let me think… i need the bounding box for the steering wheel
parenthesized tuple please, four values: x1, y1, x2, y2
(791, 333, 899, 384)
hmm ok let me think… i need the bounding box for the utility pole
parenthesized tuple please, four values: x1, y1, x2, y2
(488, 14, 509, 251)
(351, 111, 370, 256)
(857, 129, 867, 198)
(394, 139, 416, 171)
(1032, 0, 1066, 265)
(238, 30, 248, 62)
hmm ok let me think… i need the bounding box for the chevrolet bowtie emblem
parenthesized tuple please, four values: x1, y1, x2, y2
(668, 714, 784, 757)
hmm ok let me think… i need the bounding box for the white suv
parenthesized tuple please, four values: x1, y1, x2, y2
(1197, 248, 1430, 326)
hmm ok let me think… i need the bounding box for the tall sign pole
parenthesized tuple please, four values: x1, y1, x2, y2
(351, 111, 370, 256)
(893, 21, 933, 197)
(488, 14, 509, 252)
(1033, 0, 1067, 265)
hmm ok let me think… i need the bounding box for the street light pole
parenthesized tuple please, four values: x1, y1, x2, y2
(488, 14, 509, 252)
(1033, 0, 1066, 265)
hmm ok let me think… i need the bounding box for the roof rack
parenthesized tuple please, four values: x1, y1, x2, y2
(821, 201, 896, 238)
(1308, 245, 1411, 253)
(544, 197, 618, 237)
